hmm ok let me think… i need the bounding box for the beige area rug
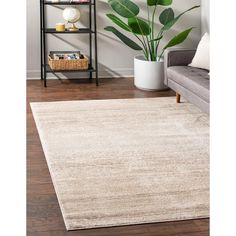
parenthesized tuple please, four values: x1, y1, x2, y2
(31, 97, 209, 230)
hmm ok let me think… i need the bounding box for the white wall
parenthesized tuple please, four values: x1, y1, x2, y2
(27, 0, 201, 79)
(201, 0, 210, 34)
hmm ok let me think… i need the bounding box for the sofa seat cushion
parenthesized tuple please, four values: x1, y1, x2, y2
(167, 66, 210, 102)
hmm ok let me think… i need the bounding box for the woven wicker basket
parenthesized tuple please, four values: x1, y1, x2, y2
(48, 55, 89, 71)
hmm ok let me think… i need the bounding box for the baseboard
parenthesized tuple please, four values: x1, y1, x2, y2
(27, 68, 134, 80)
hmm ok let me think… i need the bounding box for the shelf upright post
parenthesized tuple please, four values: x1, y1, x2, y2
(42, 0, 47, 87)
(40, 0, 43, 80)
(89, 0, 92, 82)
(93, 0, 99, 86)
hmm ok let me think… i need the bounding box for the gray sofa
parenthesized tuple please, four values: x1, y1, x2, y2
(164, 49, 210, 113)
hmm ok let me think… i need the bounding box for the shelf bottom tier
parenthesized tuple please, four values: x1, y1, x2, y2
(45, 64, 96, 73)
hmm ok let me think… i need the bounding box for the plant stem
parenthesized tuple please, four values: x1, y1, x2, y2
(145, 36, 152, 60)
(147, 5, 151, 38)
(147, 5, 152, 56)
(158, 49, 165, 61)
(134, 16, 150, 60)
(141, 34, 149, 60)
(155, 30, 163, 58)
(151, 4, 157, 60)
(152, 5, 157, 38)
(134, 34, 149, 60)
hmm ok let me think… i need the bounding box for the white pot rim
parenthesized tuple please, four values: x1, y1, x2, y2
(135, 55, 164, 63)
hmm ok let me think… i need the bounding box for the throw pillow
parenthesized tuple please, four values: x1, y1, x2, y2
(189, 33, 210, 71)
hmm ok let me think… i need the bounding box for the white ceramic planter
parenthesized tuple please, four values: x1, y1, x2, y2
(134, 55, 167, 91)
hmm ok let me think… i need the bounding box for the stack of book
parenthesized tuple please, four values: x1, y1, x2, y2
(49, 51, 85, 60)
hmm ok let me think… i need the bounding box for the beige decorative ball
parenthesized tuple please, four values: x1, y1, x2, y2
(63, 7, 80, 23)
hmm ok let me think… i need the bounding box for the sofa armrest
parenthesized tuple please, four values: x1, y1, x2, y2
(164, 48, 196, 86)
(164, 48, 196, 67)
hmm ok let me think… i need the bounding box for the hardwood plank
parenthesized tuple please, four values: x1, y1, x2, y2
(27, 78, 209, 236)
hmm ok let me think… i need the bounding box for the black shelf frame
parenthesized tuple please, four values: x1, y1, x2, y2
(44, 1, 94, 5)
(40, 0, 98, 87)
(44, 28, 95, 34)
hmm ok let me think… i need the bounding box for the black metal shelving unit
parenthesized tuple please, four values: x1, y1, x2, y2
(40, 0, 98, 87)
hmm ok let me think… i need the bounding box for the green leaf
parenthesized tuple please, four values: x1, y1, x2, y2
(128, 17, 151, 35)
(159, 8, 174, 25)
(104, 26, 142, 50)
(106, 14, 131, 32)
(147, 0, 173, 6)
(163, 28, 194, 50)
(108, 0, 139, 18)
(161, 6, 200, 32)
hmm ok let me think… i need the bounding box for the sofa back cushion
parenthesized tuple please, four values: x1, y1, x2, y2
(189, 33, 210, 71)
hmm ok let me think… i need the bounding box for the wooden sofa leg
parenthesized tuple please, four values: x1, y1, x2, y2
(176, 93, 181, 103)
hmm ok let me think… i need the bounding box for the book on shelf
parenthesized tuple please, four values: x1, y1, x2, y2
(49, 51, 86, 60)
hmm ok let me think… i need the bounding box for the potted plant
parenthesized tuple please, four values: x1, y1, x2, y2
(105, 0, 200, 91)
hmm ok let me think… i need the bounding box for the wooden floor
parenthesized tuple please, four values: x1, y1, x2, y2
(27, 78, 209, 236)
